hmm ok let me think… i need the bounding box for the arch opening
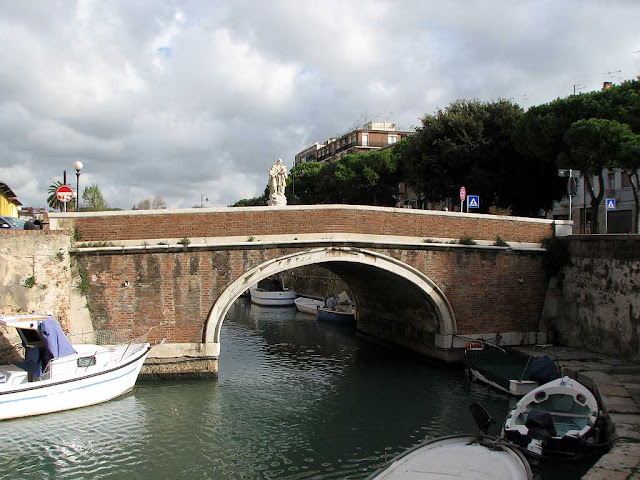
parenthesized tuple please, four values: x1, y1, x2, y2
(204, 247, 456, 353)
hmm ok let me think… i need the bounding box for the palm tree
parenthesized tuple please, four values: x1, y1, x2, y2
(47, 181, 76, 212)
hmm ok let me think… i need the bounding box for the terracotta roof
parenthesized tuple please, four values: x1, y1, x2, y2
(0, 182, 22, 206)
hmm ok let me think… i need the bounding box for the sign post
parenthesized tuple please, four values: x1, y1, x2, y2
(56, 185, 74, 212)
(459, 186, 466, 213)
(467, 195, 479, 210)
(605, 198, 616, 233)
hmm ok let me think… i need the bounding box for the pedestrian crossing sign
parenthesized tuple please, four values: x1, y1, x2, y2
(606, 198, 616, 210)
(467, 195, 479, 209)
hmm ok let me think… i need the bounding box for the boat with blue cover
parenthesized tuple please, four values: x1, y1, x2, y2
(0, 313, 151, 420)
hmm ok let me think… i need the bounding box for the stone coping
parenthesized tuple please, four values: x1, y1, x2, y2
(514, 346, 640, 478)
(71, 233, 545, 254)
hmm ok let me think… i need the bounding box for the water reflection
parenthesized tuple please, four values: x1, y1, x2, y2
(0, 298, 535, 479)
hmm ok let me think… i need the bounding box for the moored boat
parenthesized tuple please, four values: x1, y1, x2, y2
(317, 291, 356, 325)
(502, 376, 602, 459)
(464, 341, 559, 397)
(249, 277, 296, 306)
(294, 296, 323, 315)
(0, 313, 151, 421)
(316, 306, 356, 325)
(366, 434, 532, 480)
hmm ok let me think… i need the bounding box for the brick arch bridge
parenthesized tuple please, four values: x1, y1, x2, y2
(49, 205, 569, 367)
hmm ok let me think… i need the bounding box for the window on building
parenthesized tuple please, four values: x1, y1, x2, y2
(621, 173, 632, 189)
(388, 135, 398, 145)
(362, 133, 369, 146)
(608, 172, 616, 189)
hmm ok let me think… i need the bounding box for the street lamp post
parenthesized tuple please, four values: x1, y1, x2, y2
(200, 193, 209, 208)
(74, 161, 84, 212)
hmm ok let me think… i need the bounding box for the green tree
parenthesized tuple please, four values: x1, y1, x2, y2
(82, 184, 108, 211)
(605, 122, 640, 233)
(397, 98, 562, 215)
(334, 149, 400, 206)
(285, 161, 324, 204)
(47, 181, 76, 212)
(230, 186, 269, 207)
(563, 118, 638, 233)
(513, 79, 640, 226)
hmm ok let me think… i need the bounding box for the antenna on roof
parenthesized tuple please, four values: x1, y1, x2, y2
(602, 70, 622, 83)
(573, 83, 584, 95)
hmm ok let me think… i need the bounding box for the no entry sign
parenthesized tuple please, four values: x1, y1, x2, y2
(56, 185, 74, 202)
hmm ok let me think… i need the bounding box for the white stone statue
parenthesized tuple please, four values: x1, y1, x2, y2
(268, 158, 288, 206)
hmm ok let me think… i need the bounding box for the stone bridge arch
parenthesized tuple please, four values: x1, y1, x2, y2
(204, 247, 456, 354)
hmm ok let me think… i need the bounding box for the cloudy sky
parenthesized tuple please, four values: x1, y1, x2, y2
(1, 1, 639, 210)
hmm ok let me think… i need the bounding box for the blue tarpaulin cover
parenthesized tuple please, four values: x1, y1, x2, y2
(15, 316, 77, 377)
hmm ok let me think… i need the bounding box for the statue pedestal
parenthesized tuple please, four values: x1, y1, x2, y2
(267, 195, 287, 206)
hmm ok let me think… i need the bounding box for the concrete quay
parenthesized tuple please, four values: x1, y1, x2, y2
(515, 345, 640, 479)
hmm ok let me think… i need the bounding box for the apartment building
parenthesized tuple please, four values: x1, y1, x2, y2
(552, 170, 637, 233)
(294, 121, 415, 166)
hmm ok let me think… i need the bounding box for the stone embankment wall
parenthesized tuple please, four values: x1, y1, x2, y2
(552, 235, 640, 363)
(0, 231, 76, 363)
(0, 230, 73, 325)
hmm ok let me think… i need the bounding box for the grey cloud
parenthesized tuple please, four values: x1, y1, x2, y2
(1, 0, 639, 210)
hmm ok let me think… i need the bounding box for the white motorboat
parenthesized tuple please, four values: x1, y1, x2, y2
(0, 314, 151, 421)
(249, 278, 296, 306)
(294, 297, 323, 315)
(366, 434, 532, 480)
(502, 376, 601, 459)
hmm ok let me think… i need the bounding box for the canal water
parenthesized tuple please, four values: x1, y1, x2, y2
(0, 299, 596, 479)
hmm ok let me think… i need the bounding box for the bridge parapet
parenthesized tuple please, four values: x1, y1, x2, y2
(48, 205, 569, 245)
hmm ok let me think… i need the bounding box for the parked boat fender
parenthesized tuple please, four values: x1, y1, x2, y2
(465, 340, 485, 351)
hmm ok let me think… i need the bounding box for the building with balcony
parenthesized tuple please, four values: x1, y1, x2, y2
(294, 122, 415, 166)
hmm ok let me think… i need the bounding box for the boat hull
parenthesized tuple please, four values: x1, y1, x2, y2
(250, 288, 296, 306)
(0, 345, 150, 421)
(464, 346, 538, 397)
(294, 297, 323, 315)
(502, 377, 601, 459)
(468, 366, 537, 396)
(367, 434, 532, 480)
(317, 307, 355, 325)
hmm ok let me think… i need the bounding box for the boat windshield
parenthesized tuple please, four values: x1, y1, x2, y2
(14, 316, 77, 377)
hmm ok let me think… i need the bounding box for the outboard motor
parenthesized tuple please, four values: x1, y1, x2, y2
(524, 410, 556, 455)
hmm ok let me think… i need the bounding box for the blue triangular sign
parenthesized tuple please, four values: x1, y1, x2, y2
(607, 199, 615, 209)
(469, 198, 478, 207)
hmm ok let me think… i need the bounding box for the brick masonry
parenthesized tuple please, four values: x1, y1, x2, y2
(74, 245, 547, 350)
(50, 205, 557, 244)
